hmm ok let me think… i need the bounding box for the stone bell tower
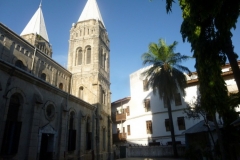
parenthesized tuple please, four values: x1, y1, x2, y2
(67, 0, 111, 115)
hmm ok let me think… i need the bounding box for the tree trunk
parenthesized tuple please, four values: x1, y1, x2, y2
(224, 37, 240, 91)
(213, 115, 226, 160)
(166, 97, 178, 157)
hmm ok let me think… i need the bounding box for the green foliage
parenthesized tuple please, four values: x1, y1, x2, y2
(142, 39, 191, 101)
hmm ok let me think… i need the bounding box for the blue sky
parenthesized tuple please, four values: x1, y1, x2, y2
(1, 0, 240, 102)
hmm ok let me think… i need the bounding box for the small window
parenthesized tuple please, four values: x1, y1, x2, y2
(174, 93, 182, 106)
(15, 60, 24, 70)
(143, 79, 149, 91)
(177, 117, 186, 130)
(127, 125, 131, 135)
(146, 120, 152, 134)
(86, 48, 91, 64)
(144, 99, 150, 112)
(40, 73, 46, 81)
(59, 83, 63, 90)
(165, 119, 170, 131)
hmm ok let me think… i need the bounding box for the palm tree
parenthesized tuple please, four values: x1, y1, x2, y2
(142, 39, 191, 157)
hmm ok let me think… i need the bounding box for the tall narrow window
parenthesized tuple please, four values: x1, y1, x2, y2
(143, 79, 149, 91)
(68, 112, 76, 151)
(146, 121, 152, 134)
(86, 47, 91, 64)
(177, 117, 186, 130)
(102, 128, 106, 151)
(79, 86, 84, 99)
(165, 119, 170, 131)
(144, 99, 150, 112)
(1, 94, 22, 156)
(76, 49, 82, 65)
(103, 53, 106, 69)
(102, 90, 105, 104)
(174, 93, 182, 106)
(86, 117, 92, 150)
(99, 48, 103, 66)
(127, 125, 131, 135)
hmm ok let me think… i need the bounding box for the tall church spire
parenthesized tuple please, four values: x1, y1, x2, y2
(78, 0, 105, 27)
(20, 3, 49, 42)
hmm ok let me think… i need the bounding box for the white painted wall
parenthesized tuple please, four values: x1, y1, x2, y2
(112, 65, 238, 146)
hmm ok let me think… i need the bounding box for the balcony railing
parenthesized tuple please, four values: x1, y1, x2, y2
(116, 113, 126, 122)
(112, 133, 127, 142)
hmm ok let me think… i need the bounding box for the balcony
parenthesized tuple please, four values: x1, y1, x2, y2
(115, 113, 126, 122)
(113, 133, 127, 142)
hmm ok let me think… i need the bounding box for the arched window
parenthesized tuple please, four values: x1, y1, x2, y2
(103, 53, 106, 69)
(1, 94, 22, 155)
(86, 47, 91, 64)
(101, 89, 106, 104)
(59, 83, 63, 90)
(79, 86, 84, 99)
(40, 73, 46, 81)
(15, 60, 24, 70)
(76, 48, 82, 66)
(99, 48, 103, 66)
(68, 111, 76, 151)
(86, 117, 92, 150)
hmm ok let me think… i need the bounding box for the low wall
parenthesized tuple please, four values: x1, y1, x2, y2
(114, 145, 185, 158)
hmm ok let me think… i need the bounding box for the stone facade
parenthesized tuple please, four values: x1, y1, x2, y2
(0, 6, 112, 160)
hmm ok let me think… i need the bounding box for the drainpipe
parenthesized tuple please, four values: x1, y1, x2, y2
(64, 74, 72, 159)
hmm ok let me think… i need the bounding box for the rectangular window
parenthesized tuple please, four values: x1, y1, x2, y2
(127, 125, 131, 135)
(143, 79, 149, 91)
(174, 93, 182, 106)
(146, 120, 153, 134)
(165, 119, 170, 131)
(144, 99, 150, 112)
(177, 117, 186, 130)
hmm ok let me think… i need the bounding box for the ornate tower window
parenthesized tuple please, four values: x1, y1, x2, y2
(86, 47, 91, 64)
(76, 48, 82, 66)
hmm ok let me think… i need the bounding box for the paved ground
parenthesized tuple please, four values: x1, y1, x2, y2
(117, 158, 185, 160)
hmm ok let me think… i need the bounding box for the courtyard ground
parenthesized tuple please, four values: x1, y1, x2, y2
(117, 158, 185, 160)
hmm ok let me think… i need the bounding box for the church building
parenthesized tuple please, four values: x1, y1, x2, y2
(0, 0, 112, 159)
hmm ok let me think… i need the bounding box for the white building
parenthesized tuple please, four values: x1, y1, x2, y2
(111, 62, 239, 146)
